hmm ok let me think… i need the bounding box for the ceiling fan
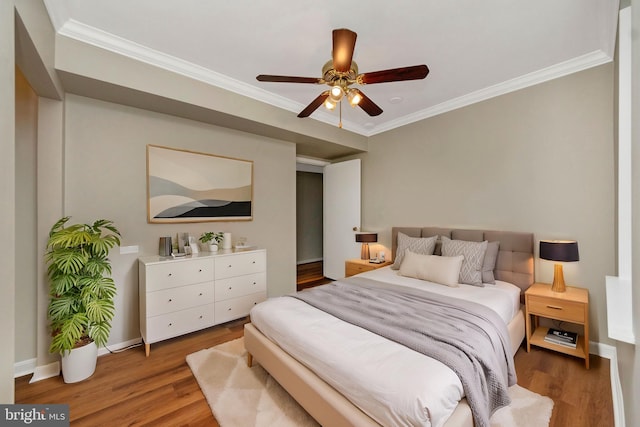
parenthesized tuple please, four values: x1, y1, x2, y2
(256, 28, 429, 126)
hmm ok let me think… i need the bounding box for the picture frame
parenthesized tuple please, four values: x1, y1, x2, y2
(147, 145, 253, 223)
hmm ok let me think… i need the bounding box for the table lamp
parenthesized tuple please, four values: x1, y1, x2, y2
(355, 233, 377, 260)
(539, 240, 579, 292)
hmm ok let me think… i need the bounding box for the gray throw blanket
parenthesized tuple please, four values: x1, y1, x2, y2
(291, 277, 516, 427)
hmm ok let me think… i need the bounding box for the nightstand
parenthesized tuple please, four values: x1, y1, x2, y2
(345, 259, 392, 277)
(525, 282, 590, 368)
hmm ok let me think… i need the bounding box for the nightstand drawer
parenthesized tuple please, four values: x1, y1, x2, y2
(527, 295, 585, 323)
(346, 263, 374, 276)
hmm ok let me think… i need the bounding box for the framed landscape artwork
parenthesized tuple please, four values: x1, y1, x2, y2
(147, 145, 253, 223)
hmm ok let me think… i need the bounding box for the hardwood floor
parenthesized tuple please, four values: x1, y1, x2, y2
(15, 321, 613, 426)
(15, 319, 249, 426)
(296, 260, 332, 291)
(15, 266, 613, 427)
(514, 345, 613, 427)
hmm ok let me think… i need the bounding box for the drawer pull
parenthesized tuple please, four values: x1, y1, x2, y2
(168, 299, 172, 302)
(199, 315, 203, 319)
(252, 282, 256, 285)
(199, 293, 203, 296)
(199, 269, 202, 272)
(546, 305, 563, 310)
(228, 308, 232, 311)
(168, 273, 172, 277)
(168, 323, 173, 326)
(252, 261, 256, 264)
(228, 264, 232, 268)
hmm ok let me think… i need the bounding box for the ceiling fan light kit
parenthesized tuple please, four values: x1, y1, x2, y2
(256, 28, 429, 126)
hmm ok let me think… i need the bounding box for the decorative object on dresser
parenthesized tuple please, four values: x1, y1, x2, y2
(525, 282, 589, 368)
(199, 231, 224, 252)
(539, 240, 579, 292)
(45, 217, 121, 383)
(138, 249, 266, 356)
(158, 236, 172, 256)
(146, 145, 253, 223)
(355, 232, 377, 260)
(345, 258, 392, 277)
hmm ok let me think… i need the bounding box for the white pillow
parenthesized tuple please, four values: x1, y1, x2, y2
(399, 250, 463, 287)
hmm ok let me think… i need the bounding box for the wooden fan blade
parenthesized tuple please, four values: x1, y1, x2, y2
(298, 91, 330, 118)
(356, 90, 383, 116)
(257, 75, 322, 84)
(332, 29, 357, 73)
(359, 65, 429, 85)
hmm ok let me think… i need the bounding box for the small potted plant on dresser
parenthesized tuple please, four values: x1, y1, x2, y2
(199, 231, 224, 252)
(45, 217, 121, 383)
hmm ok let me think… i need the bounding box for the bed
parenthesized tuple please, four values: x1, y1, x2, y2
(245, 227, 534, 427)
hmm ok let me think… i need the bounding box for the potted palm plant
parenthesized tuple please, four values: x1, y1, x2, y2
(46, 216, 121, 383)
(199, 231, 224, 252)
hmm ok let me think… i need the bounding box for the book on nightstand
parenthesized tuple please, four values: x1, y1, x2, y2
(544, 328, 578, 348)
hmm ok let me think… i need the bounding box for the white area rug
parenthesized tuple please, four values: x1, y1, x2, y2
(187, 338, 553, 427)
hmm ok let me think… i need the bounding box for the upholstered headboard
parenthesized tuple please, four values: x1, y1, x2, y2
(391, 227, 534, 293)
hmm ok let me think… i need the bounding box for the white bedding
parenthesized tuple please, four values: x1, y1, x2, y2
(249, 267, 521, 427)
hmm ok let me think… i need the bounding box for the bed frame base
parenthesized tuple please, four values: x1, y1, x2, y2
(244, 308, 525, 427)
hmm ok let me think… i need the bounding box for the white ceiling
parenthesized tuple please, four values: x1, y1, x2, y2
(43, 0, 619, 136)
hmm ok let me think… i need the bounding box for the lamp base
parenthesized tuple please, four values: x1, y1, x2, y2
(360, 243, 370, 260)
(551, 263, 566, 292)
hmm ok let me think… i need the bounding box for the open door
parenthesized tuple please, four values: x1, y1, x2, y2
(323, 159, 361, 279)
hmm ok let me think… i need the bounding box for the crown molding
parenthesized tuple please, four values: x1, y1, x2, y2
(58, 20, 369, 135)
(57, 20, 612, 138)
(367, 50, 613, 136)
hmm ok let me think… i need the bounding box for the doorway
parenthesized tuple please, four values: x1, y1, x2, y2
(296, 165, 326, 290)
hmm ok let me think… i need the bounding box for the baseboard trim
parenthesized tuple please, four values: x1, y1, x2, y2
(589, 341, 625, 427)
(28, 361, 60, 383)
(98, 337, 143, 357)
(14, 358, 37, 379)
(17, 337, 144, 382)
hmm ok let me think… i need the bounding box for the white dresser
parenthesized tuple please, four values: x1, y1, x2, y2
(138, 248, 266, 356)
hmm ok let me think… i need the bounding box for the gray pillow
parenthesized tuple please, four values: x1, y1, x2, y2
(440, 236, 488, 286)
(482, 241, 500, 284)
(392, 233, 437, 270)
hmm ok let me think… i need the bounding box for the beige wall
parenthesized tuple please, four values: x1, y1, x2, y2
(356, 64, 615, 343)
(62, 94, 297, 346)
(14, 68, 38, 363)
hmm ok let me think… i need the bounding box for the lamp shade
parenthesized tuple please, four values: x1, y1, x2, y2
(355, 233, 377, 243)
(539, 240, 579, 262)
(539, 240, 579, 293)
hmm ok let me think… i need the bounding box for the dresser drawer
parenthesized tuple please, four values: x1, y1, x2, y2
(144, 258, 214, 292)
(527, 295, 585, 323)
(215, 272, 266, 301)
(214, 292, 266, 324)
(215, 251, 266, 279)
(146, 282, 214, 316)
(146, 304, 215, 343)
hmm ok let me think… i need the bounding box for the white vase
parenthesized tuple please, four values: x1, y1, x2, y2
(61, 341, 98, 383)
(208, 244, 219, 252)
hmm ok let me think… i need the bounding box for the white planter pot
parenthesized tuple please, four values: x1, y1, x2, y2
(61, 341, 98, 383)
(208, 244, 219, 252)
